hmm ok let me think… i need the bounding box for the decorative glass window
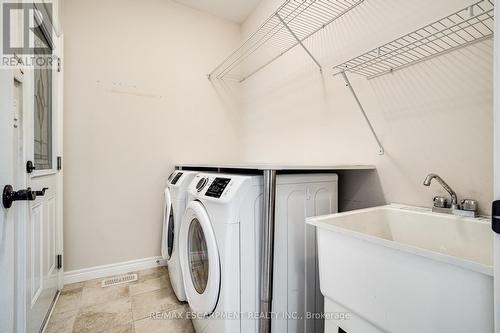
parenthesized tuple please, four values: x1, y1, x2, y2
(33, 28, 53, 170)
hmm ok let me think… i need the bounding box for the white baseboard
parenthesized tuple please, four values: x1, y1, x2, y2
(64, 256, 167, 285)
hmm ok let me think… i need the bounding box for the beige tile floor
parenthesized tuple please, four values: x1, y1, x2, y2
(44, 267, 194, 333)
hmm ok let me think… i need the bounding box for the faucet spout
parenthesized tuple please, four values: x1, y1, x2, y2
(423, 174, 436, 186)
(423, 173, 459, 209)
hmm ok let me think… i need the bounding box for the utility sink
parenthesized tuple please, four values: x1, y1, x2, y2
(307, 204, 493, 333)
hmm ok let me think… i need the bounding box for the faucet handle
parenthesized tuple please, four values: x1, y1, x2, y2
(433, 196, 448, 208)
(461, 199, 478, 212)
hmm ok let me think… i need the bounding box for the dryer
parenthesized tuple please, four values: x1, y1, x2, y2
(179, 172, 338, 333)
(162, 170, 198, 301)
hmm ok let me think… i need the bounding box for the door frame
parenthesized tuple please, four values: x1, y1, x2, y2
(55, 35, 64, 293)
(494, 2, 499, 332)
(13, 65, 28, 333)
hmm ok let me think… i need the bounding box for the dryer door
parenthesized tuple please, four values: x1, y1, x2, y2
(180, 201, 220, 315)
(162, 188, 174, 260)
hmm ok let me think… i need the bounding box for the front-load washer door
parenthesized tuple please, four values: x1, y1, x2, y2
(162, 188, 174, 260)
(180, 201, 220, 316)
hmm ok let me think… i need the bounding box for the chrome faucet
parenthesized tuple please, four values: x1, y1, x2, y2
(423, 173, 477, 217)
(423, 173, 459, 209)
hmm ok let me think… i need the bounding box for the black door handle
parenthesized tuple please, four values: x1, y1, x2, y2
(2, 185, 49, 209)
(35, 188, 48, 196)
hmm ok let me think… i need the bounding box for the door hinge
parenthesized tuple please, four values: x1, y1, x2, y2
(57, 156, 62, 171)
(57, 57, 61, 73)
(493, 200, 500, 234)
(57, 254, 63, 269)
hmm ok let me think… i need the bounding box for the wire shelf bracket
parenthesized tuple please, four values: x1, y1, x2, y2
(341, 71, 385, 155)
(208, 0, 365, 82)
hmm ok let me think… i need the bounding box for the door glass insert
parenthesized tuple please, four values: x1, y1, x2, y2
(33, 28, 53, 170)
(167, 204, 174, 258)
(188, 218, 209, 294)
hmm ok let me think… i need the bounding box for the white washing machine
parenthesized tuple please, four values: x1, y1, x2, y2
(162, 170, 198, 301)
(179, 172, 338, 333)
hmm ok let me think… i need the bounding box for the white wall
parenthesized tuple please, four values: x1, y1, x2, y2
(63, 0, 494, 272)
(240, 0, 493, 214)
(63, 0, 242, 271)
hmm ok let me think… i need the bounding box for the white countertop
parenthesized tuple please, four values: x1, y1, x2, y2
(176, 163, 375, 171)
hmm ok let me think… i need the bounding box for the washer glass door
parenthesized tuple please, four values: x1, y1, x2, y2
(188, 218, 209, 294)
(180, 201, 220, 315)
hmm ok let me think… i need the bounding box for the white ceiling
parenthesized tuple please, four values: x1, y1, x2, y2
(174, 0, 261, 23)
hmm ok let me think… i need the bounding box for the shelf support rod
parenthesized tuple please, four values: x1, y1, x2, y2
(276, 13, 322, 72)
(259, 169, 277, 333)
(341, 71, 385, 155)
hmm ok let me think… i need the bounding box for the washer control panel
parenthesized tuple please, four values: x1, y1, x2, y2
(205, 177, 231, 198)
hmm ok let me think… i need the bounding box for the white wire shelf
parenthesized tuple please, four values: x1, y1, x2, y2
(334, 0, 494, 79)
(209, 0, 365, 82)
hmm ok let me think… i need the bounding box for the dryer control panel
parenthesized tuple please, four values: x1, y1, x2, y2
(170, 172, 183, 185)
(205, 178, 231, 198)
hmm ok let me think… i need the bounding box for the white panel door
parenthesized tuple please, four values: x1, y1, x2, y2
(1, 3, 63, 333)
(24, 25, 62, 333)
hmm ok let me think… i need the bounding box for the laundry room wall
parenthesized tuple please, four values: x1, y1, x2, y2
(63, 0, 242, 271)
(239, 0, 493, 213)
